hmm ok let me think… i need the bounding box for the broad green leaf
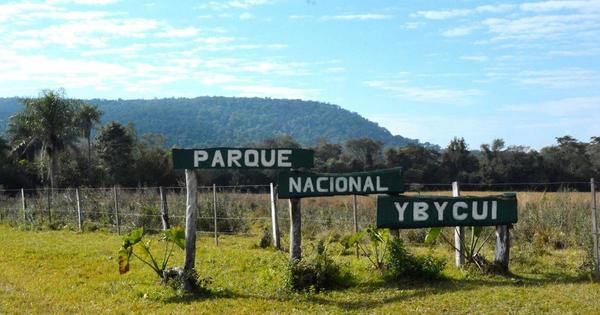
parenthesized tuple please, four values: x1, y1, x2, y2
(425, 227, 442, 244)
(122, 227, 144, 248)
(118, 248, 131, 274)
(347, 231, 365, 246)
(163, 227, 186, 250)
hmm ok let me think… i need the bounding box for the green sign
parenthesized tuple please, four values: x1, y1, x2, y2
(172, 148, 314, 170)
(278, 168, 403, 198)
(377, 194, 517, 228)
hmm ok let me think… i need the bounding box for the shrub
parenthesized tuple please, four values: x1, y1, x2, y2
(385, 238, 446, 281)
(284, 240, 352, 292)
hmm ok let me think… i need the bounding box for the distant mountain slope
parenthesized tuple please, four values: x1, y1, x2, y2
(0, 97, 437, 149)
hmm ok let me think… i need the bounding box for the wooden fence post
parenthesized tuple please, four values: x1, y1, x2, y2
(184, 170, 198, 273)
(453, 181, 465, 267)
(591, 178, 599, 279)
(494, 225, 510, 273)
(270, 183, 280, 249)
(113, 186, 120, 235)
(213, 184, 218, 246)
(76, 188, 82, 232)
(353, 194, 359, 258)
(159, 186, 170, 230)
(289, 198, 302, 261)
(21, 188, 27, 223)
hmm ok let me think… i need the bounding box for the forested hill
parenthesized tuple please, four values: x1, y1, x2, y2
(0, 96, 435, 148)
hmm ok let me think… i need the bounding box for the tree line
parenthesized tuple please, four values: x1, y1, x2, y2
(0, 90, 598, 190)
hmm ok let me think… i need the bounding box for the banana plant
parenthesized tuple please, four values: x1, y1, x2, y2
(118, 227, 185, 280)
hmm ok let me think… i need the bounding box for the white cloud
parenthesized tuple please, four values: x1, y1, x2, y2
(239, 12, 254, 19)
(412, 9, 471, 20)
(198, 0, 271, 11)
(412, 4, 515, 20)
(47, 0, 120, 5)
(157, 27, 200, 38)
(502, 96, 600, 115)
(482, 14, 600, 41)
(520, 0, 600, 12)
(365, 80, 481, 105)
(322, 14, 393, 21)
(442, 26, 477, 37)
(460, 55, 489, 62)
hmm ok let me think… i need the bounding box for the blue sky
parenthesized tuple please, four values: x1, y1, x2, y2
(0, 0, 599, 149)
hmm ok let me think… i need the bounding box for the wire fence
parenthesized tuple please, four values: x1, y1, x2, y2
(0, 181, 597, 251)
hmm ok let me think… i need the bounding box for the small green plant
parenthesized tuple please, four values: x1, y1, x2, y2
(258, 227, 272, 249)
(284, 240, 351, 292)
(347, 226, 390, 272)
(385, 238, 446, 281)
(425, 226, 493, 271)
(118, 227, 185, 281)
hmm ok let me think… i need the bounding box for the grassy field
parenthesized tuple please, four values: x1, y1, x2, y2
(1, 225, 599, 314)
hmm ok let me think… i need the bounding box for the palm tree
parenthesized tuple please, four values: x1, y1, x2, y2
(7, 89, 79, 189)
(75, 104, 103, 178)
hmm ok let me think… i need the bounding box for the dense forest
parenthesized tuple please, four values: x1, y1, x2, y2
(0, 96, 434, 149)
(0, 90, 598, 190)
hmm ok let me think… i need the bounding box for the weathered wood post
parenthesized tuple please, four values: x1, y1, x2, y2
(113, 186, 120, 235)
(76, 188, 82, 232)
(21, 188, 27, 223)
(494, 225, 510, 273)
(213, 184, 218, 246)
(270, 183, 280, 249)
(159, 186, 170, 230)
(591, 178, 599, 279)
(184, 169, 198, 273)
(453, 181, 465, 267)
(352, 194, 359, 258)
(289, 198, 302, 261)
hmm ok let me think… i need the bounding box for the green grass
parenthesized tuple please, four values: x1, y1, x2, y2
(1, 225, 599, 314)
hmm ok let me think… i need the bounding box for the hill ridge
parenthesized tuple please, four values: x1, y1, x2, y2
(0, 96, 437, 149)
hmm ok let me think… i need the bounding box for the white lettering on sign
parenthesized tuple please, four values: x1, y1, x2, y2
(376, 176, 389, 192)
(194, 150, 208, 167)
(278, 149, 292, 167)
(413, 202, 429, 221)
(453, 202, 468, 220)
(212, 150, 225, 167)
(303, 178, 314, 192)
(335, 177, 347, 192)
(286, 175, 391, 195)
(349, 177, 361, 191)
(363, 177, 374, 192)
(227, 150, 242, 167)
(290, 177, 302, 193)
(395, 202, 409, 222)
(261, 150, 276, 167)
(491, 201, 497, 219)
(434, 201, 448, 220)
(473, 201, 486, 220)
(245, 150, 259, 167)
(316, 177, 327, 192)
